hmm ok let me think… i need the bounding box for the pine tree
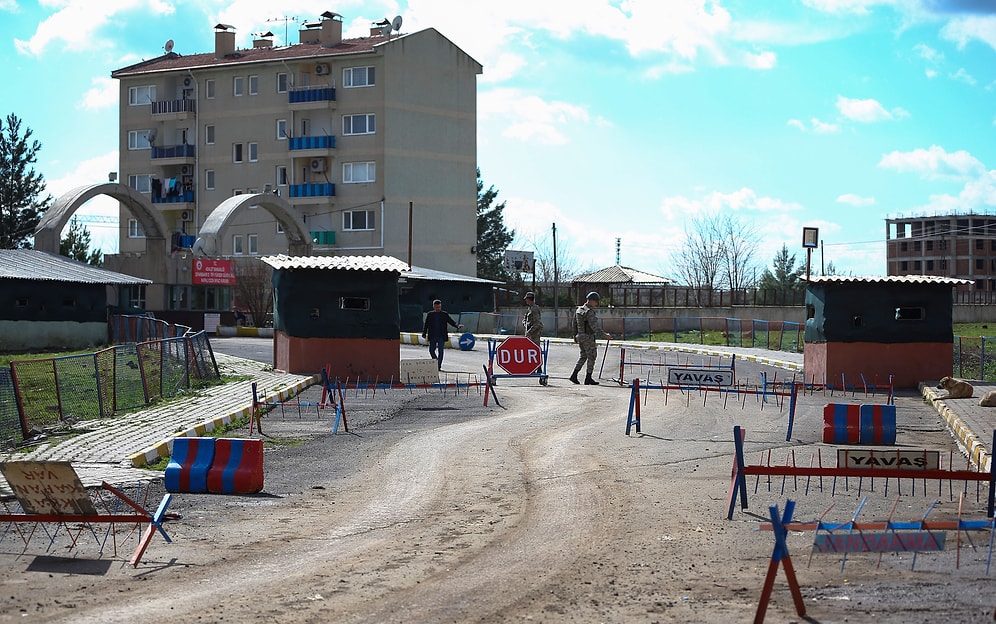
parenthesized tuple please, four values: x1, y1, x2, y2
(60, 215, 103, 266)
(0, 114, 51, 249)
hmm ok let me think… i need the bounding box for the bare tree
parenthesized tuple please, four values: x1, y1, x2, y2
(668, 212, 759, 303)
(715, 213, 758, 291)
(234, 258, 273, 327)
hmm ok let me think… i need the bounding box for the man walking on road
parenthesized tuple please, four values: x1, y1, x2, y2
(570, 292, 611, 385)
(422, 299, 463, 370)
(522, 292, 543, 345)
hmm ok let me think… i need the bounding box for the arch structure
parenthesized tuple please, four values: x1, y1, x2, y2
(35, 183, 170, 255)
(191, 193, 312, 257)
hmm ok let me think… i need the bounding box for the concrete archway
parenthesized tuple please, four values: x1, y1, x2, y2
(191, 193, 312, 257)
(35, 183, 170, 256)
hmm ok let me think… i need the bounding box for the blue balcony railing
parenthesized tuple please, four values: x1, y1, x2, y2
(289, 183, 335, 198)
(289, 86, 336, 104)
(152, 190, 195, 204)
(289, 135, 335, 150)
(152, 144, 196, 159)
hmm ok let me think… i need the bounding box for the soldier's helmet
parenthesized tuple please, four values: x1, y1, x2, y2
(586, 292, 600, 301)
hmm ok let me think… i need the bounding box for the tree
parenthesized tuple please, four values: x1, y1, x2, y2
(669, 212, 758, 294)
(234, 258, 273, 328)
(757, 244, 805, 292)
(60, 216, 103, 266)
(476, 168, 515, 282)
(0, 114, 51, 249)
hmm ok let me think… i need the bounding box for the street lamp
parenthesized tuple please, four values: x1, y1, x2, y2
(802, 227, 819, 281)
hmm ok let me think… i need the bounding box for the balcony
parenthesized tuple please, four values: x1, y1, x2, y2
(152, 144, 196, 159)
(151, 99, 195, 120)
(289, 183, 335, 198)
(152, 190, 195, 205)
(288, 135, 336, 150)
(288, 85, 336, 110)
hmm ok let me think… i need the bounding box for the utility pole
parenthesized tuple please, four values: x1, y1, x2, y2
(552, 223, 559, 337)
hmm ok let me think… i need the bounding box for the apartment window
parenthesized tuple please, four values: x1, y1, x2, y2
(248, 75, 259, 95)
(128, 174, 152, 194)
(205, 79, 216, 99)
(248, 234, 259, 255)
(205, 170, 215, 190)
(343, 210, 375, 231)
(342, 113, 375, 135)
(991, 240, 996, 252)
(276, 119, 288, 140)
(977, 239, 985, 250)
(343, 66, 375, 87)
(248, 142, 258, 162)
(914, 260, 922, 271)
(900, 261, 909, 271)
(233, 143, 244, 163)
(233, 76, 244, 96)
(276, 72, 288, 93)
(976, 258, 984, 270)
(233, 235, 244, 256)
(900, 242, 908, 252)
(127, 218, 145, 238)
(128, 85, 156, 106)
(342, 161, 375, 183)
(128, 130, 153, 150)
(276, 166, 288, 186)
(926, 260, 934, 271)
(913, 241, 921, 251)
(926, 240, 933, 251)
(205, 124, 215, 145)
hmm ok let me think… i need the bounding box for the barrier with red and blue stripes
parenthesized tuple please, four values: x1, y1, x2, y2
(207, 438, 264, 494)
(823, 403, 896, 444)
(164, 437, 214, 493)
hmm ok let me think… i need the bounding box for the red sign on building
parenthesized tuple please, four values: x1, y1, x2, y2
(192, 259, 236, 286)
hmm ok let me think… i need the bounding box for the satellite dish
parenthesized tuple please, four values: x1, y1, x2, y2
(391, 15, 403, 32)
(381, 23, 392, 36)
(164, 39, 174, 53)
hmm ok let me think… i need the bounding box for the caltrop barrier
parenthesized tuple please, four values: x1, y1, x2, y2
(727, 426, 996, 519)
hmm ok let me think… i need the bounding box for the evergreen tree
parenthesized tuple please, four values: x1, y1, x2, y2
(0, 114, 51, 249)
(59, 215, 103, 266)
(757, 244, 805, 292)
(476, 168, 515, 282)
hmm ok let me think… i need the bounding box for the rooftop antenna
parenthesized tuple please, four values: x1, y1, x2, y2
(377, 15, 403, 38)
(266, 15, 296, 43)
(164, 39, 174, 54)
(615, 238, 621, 265)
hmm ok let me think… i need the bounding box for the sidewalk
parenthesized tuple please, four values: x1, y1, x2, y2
(0, 353, 317, 497)
(921, 381, 996, 473)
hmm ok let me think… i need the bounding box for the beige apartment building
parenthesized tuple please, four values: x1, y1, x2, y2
(105, 12, 481, 324)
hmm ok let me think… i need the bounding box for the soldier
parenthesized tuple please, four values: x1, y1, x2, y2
(522, 292, 543, 345)
(570, 291, 612, 385)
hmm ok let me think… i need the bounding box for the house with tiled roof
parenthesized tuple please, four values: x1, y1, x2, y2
(570, 265, 670, 306)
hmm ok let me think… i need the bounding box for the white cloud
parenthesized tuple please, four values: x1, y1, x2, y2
(45, 151, 122, 254)
(878, 145, 986, 182)
(659, 188, 802, 221)
(787, 117, 840, 133)
(940, 15, 996, 52)
(479, 88, 592, 146)
(78, 76, 118, 111)
(0, 0, 18, 11)
(836, 193, 876, 206)
(949, 67, 977, 85)
(15, 0, 174, 56)
(913, 42, 943, 64)
(836, 95, 909, 122)
(918, 170, 996, 214)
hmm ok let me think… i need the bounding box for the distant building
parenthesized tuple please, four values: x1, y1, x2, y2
(105, 12, 482, 325)
(886, 214, 996, 296)
(571, 265, 670, 306)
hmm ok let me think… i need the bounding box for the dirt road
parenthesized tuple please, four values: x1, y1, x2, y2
(1, 343, 993, 623)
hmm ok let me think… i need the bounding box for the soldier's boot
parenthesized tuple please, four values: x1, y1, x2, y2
(569, 369, 581, 384)
(584, 374, 599, 385)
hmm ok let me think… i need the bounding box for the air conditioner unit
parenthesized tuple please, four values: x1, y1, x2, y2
(180, 165, 192, 175)
(183, 76, 193, 88)
(310, 158, 327, 173)
(314, 63, 330, 76)
(180, 210, 192, 221)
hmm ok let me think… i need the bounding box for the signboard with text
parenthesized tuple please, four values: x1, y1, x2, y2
(192, 259, 236, 286)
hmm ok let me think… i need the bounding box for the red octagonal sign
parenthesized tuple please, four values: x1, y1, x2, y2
(495, 336, 542, 375)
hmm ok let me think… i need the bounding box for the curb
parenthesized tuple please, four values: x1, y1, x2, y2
(920, 383, 991, 473)
(126, 375, 319, 468)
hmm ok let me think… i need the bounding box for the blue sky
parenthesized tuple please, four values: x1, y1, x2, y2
(4, 0, 996, 279)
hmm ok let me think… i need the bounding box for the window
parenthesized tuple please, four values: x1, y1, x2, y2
(895, 307, 925, 321)
(128, 85, 156, 106)
(167, 285, 231, 311)
(233, 76, 244, 96)
(977, 239, 985, 250)
(248, 142, 258, 162)
(900, 242, 908, 252)
(926, 240, 933, 251)
(205, 124, 215, 145)
(233, 235, 244, 256)
(205, 170, 215, 190)
(128, 130, 153, 150)
(913, 260, 921, 271)
(276, 72, 288, 93)
(205, 79, 216, 99)
(343, 209, 375, 231)
(900, 261, 909, 271)
(276, 166, 288, 186)
(123, 285, 146, 309)
(926, 260, 934, 270)
(342, 113, 375, 135)
(128, 218, 146, 238)
(128, 174, 152, 194)
(233, 143, 244, 163)
(343, 66, 375, 87)
(233, 189, 243, 196)
(340, 296, 371, 311)
(342, 161, 375, 183)
(248, 234, 258, 255)
(913, 241, 921, 251)
(248, 75, 259, 95)
(276, 119, 288, 140)
(976, 258, 984, 270)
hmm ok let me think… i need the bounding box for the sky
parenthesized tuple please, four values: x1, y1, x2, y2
(4, 0, 996, 280)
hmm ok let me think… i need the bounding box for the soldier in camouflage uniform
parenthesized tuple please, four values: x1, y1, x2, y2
(570, 292, 611, 385)
(522, 292, 543, 345)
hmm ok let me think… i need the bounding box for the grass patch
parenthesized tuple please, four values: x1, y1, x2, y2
(954, 323, 996, 338)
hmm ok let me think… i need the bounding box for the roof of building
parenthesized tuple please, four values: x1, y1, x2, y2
(806, 275, 974, 286)
(404, 265, 501, 285)
(260, 254, 411, 273)
(0, 250, 152, 285)
(573, 265, 670, 285)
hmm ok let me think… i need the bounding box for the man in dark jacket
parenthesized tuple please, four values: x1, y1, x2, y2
(422, 299, 463, 370)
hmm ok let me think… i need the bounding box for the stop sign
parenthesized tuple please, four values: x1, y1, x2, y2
(494, 336, 542, 375)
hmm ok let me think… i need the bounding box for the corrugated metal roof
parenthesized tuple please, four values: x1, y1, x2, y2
(0, 250, 151, 285)
(403, 266, 502, 284)
(806, 275, 974, 285)
(260, 254, 410, 273)
(574, 265, 670, 284)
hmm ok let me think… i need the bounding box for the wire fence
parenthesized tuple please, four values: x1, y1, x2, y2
(0, 317, 218, 452)
(953, 336, 996, 380)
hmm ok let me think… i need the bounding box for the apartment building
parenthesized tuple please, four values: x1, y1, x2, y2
(106, 12, 482, 322)
(886, 214, 996, 293)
